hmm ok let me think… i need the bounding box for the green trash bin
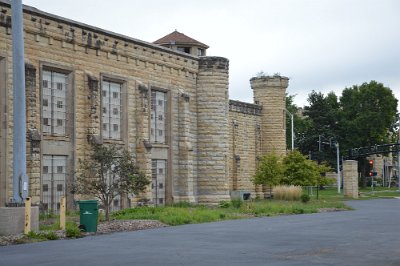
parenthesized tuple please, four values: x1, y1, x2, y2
(79, 200, 98, 232)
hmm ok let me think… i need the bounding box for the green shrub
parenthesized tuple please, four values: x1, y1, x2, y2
(65, 222, 82, 238)
(231, 199, 242, 208)
(26, 231, 44, 239)
(44, 231, 59, 240)
(26, 231, 59, 241)
(292, 207, 305, 214)
(218, 201, 230, 208)
(301, 194, 310, 203)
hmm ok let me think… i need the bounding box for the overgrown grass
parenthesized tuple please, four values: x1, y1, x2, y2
(65, 221, 82, 238)
(39, 221, 60, 231)
(112, 205, 243, 226)
(36, 187, 398, 232)
(273, 185, 302, 201)
(111, 192, 350, 226)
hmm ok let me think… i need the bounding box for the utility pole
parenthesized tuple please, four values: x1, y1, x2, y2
(397, 113, 400, 190)
(12, 0, 28, 203)
(335, 141, 340, 193)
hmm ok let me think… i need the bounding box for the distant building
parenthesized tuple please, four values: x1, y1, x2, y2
(0, 0, 288, 212)
(154, 30, 209, 57)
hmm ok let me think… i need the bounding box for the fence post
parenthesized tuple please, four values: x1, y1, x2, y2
(24, 197, 31, 234)
(60, 196, 66, 230)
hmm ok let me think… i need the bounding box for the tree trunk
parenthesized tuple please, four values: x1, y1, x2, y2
(105, 202, 110, 221)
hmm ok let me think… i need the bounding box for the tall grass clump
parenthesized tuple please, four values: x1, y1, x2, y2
(273, 185, 302, 201)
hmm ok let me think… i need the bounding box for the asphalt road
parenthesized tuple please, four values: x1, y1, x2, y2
(1, 199, 399, 266)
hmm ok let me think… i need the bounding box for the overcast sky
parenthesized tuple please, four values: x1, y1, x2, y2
(23, 0, 400, 108)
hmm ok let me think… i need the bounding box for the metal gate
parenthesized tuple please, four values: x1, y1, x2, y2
(41, 155, 67, 213)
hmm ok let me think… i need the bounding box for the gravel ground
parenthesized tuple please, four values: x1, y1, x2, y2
(0, 220, 168, 246)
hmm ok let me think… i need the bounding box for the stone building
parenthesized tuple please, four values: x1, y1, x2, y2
(0, 0, 288, 211)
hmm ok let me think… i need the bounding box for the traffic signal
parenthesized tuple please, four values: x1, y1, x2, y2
(368, 160, 375, 177)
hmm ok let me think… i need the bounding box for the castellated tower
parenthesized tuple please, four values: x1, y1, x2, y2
(251, 75, 289, 156)
(196, 57, 231, 204)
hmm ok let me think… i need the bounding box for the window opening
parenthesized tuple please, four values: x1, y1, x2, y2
(150, 91, 167, 143)
(41, 155, 67, 214)
(42, 70, 67, 135)
(102, 80, 122, 140)
(151, 159, 166, 206)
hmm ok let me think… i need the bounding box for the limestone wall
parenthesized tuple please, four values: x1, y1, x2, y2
(228, 100, 262, 197)
(0, 1, 200, 207)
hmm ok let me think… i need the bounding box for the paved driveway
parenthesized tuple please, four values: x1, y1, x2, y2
(1, 199, 399, 266)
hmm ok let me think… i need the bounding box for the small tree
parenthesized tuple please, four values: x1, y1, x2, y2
(253, 153, 284, 195)
(283, 150, 321, 186)
(283, 150, 333, 187)
(73, 143, 150, 221)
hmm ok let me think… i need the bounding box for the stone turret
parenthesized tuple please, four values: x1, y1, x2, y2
(196, 57, 231, 204)
(251, 75, 289, 156)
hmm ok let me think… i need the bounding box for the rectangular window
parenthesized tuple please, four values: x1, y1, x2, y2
(57, 166, 63, 174)
(41, 155, 67, 213)
(113, 124, 119, 132)
(151, 159, 166, 206)
(42, 70, 67, 135)
(43, 118, 50, 126)
(150, 90, 167, 143)
(197, 48, 205, 56)
(102, 80, 122, 140)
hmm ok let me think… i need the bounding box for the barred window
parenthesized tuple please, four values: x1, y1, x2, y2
(102, 80, 122, 140)
(42, 70, 67, 135)
(150, 90, 167, 143)
(41, 155, 67, 213)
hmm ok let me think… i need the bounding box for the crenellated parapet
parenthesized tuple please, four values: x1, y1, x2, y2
(229, 100, 262, 116)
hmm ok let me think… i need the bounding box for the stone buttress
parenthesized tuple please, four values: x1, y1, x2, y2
(196, 57, 231, 204)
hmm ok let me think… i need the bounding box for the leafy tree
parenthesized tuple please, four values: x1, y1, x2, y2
(285, 95, 312, 150)
(73, 143, 150, 221)
(253, 151, 333, 190)
(253, 153, 284, 186)
(338, 81, 398, 150)
(282, 150, 332, 186)
(338, 81, 398, 187)
(297, 91, 339, 166)
(316, 162, 335, 186)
